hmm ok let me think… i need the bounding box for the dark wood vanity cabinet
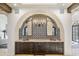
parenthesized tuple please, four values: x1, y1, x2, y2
(15, 42, 64, 55)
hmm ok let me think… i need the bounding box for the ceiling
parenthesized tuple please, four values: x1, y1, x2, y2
(7, 3, 72, 9)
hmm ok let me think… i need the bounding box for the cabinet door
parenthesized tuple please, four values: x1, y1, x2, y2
(33, 42, 45, 55)
(15, 42, 33, 54)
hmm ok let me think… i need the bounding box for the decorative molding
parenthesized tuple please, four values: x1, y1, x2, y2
(0, 3, 12, 13)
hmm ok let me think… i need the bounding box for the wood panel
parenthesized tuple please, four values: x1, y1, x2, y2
(15, 42, 64, 55)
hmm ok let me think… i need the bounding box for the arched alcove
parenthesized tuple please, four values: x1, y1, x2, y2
(15, 11, 64, 41)
(15, 11, 64, 55)
(19, 14, 60, 41)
